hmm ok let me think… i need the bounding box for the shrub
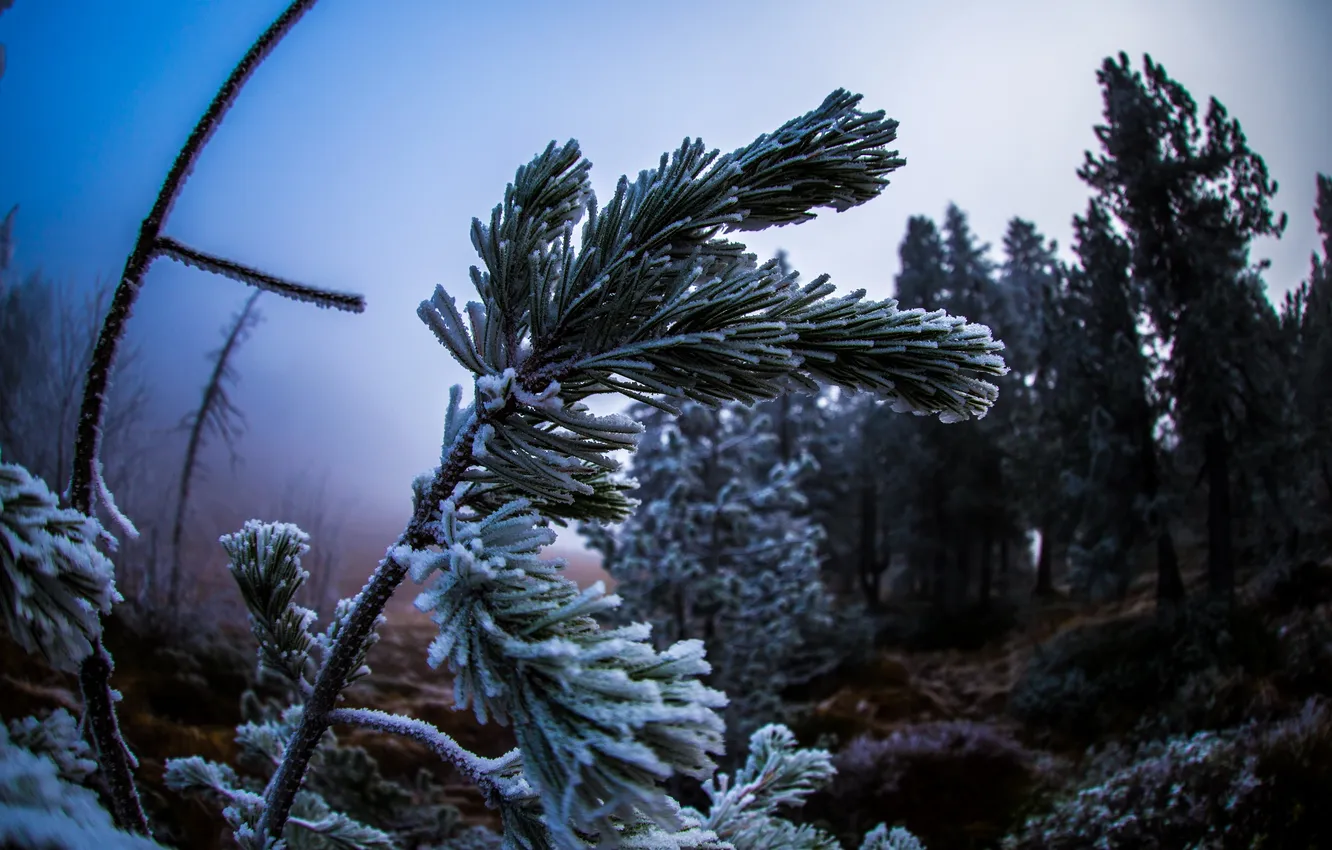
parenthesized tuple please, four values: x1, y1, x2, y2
(1003, 697, 1332, 849)
(805, 721, 1041, 849)
(168, 691, 468, 850)
(1245, 558, 1332, 617)
(0, 719, 169, 850)
(1009, 601, 1280, 745)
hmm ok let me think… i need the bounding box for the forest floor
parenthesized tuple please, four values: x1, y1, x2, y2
(0, 556, 1313, 848)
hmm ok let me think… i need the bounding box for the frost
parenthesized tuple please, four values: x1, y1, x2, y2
(0, 452, 121, 672)
(93, 457, 139, 542)
(0, 722, 168, 849)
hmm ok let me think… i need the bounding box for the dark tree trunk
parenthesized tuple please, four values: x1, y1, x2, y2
(1156, 526, 1185, 608)
(931, 545, 948, 609)
(930, 490, 949, 610)
(858, 480, 882, 609)
(673, 586, 688, 647)
(1139, 407, 1184, 608)
(1033, 526, 1055, 597)
(914, 543, 930, 600)
(1205, 428, 1235, 604)
(953, 541, 970, 611)
(978, 532, 993, 610)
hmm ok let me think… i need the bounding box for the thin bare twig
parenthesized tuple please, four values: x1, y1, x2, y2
(157, 236, 366, 313)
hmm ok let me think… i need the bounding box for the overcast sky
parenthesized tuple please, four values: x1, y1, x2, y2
(2, 0, 1329, 563)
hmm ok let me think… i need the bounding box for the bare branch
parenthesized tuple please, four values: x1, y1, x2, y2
(156, 236, 366, 313)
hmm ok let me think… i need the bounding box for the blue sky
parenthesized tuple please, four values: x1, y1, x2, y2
(2, 0, 1329, 563)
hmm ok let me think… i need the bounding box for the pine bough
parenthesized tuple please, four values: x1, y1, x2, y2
(0, 5, 1007, 847)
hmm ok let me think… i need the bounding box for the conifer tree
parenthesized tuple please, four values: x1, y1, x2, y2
(587, 401, 858, 756)
(993, 218, 1060, 599)
(168, 290, 264, 607)
(1060, 200, 1180, 603)
(936, 205, 1006, 611)
(889, 216, 952, 606)
(1278, 174, 1332, 553)
(1079, 52, 1287, 604)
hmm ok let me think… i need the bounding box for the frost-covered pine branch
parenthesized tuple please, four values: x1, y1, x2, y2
(186, 85, 1003, 848)
(234, 86, 998, 847)
(685, 724, 921, 850)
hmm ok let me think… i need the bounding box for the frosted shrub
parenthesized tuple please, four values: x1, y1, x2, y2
(1009, 602, 1278, 746)
(0, 720, 168, 850)
(0, 2, 1008, 846)
(1003, 698, 1332, 849)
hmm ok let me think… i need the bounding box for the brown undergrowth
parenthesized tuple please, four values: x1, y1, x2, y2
(0, 604, 513, 848)
(4, 555, 1330, 848)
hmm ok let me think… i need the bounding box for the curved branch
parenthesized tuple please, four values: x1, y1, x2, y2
(64, 0, 325, 834)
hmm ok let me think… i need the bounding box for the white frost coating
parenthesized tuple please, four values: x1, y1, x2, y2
(93, 458, 139, 542)
(0, 455, 122, 672)
(472, 423, 496, 458)
(390, 544, 447, 584)
(512, 378, 562, 412)
(476, 369, 515, 413)
(327, 706, 503, 789)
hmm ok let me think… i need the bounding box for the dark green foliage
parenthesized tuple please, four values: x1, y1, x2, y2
(1058, 200, 1167, 603)
(874, 206, 1022, 617)
(1009, 602, 1280, 745)
(1080, 52, 1287, 603)
(1278, 175, 1332, 553)
(1247, 560, 1332, 697)
(1004, 698, 1332, 849)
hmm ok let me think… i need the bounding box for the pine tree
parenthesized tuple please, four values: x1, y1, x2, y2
(889, 216, 952, 607)
(995, 218, 1060, 599)
(937, 205, 1007, 612)
(1079, 52, 1287, 604)
(1060, 200, 1181, 603)
(1279, 174, 1332, 553)
(588, 401, 860, 755)
(168, 290, 264, 607)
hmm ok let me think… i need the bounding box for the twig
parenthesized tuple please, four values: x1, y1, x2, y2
(327, 707, 522, 806)
(64, 0, 326, 833)
(157, 236, 366, 313)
